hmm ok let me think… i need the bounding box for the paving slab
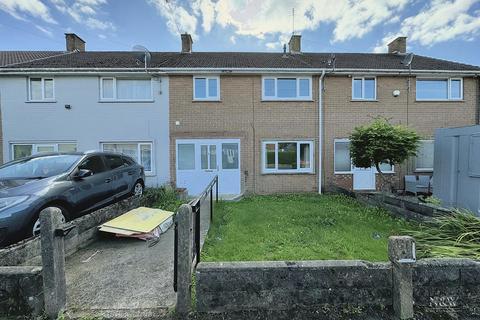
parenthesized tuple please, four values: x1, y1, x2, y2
(65, 229, 175, 318)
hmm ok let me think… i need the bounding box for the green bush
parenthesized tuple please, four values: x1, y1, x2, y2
(140, 185, 184, 212)
(404, 209, 480, 259)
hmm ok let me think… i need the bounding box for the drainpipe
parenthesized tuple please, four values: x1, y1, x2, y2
(476, 75, 480, 125)
(318, 70, 326, 194)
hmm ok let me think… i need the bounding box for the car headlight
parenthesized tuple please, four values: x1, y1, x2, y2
(0, 196, 29, 211)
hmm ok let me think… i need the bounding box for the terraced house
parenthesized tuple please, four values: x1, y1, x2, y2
(0, 33, 479, 196)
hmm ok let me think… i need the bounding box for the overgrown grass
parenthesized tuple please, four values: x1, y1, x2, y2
(140, 185, 184, 212)
(404, 209, 480, 259)
(202, 194, 414, 262)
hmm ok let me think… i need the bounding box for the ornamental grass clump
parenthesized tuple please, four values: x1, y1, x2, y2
(405, 209, 480, 259)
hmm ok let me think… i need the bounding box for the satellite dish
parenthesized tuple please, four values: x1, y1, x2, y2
(402, 53, 414, 67)
(132, 45, 151, 70)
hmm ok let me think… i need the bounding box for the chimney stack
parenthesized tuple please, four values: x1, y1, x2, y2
(181, 33, 193, 53)
(387, 36, 407, 54)
(65, 33, 85, 52)
(288, 34, 301, 54)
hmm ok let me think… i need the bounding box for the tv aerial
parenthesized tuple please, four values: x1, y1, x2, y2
(132, 45, 151, 70)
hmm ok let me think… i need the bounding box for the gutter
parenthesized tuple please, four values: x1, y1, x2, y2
(318, 70, 326, 194)
(0, 68, 479, 76)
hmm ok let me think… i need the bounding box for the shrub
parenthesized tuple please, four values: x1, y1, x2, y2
(404, 209, 480, 259)
(140, 185, 184, 212)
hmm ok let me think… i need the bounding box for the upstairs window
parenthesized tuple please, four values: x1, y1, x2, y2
(28, 77, 54, 101)
(193, 76, 220, 100)
(352, 77, 376, 100)
(416, 78, 463, 100)
(262, 141, 314, 173)
(100, 77, 152, 101)
(262, 77, 312, 100)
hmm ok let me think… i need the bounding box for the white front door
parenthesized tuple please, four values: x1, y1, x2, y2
(353, 166, 376, 190)
(176, 139, 241, 196)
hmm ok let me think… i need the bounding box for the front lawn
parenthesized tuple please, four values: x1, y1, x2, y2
(201, 194, 415, 262)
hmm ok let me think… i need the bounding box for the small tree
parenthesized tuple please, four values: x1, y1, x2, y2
(349, 118, 420, 192)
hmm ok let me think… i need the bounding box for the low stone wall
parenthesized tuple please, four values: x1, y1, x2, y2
(0, 266, 44, 316)
(355, 192, 450, 222)
(195, 258, 480, 317)
(196, 260, 393, 313)
(0, 196, 139, 266)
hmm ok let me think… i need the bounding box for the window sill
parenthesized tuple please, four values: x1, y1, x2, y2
(414, 169, 433, 173)
(415, 99, 464, 102)
(334, 172, 353, 175)
(192, 99, 222, 103)
(25, 100, 57, 103)
(145, 173, 156, 177)
(261, 99, 314, 102)
(99, 100, 155, 103)
(351, 99, 378, 102)
(262, 171, 315, 175)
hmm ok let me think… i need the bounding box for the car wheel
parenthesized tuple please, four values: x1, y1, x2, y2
(133, 181, 144, 197)
(32, 206, 67, 237)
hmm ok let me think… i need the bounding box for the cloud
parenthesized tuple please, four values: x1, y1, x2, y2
(147, 0, 198, 39)
(0, 0, 57, 24)
(148, 0, 411, 48)
(374, 0, 480, 52)
(35, 24, 54, 37)
(50, 0, 115, 30)
(229, 35, 236, 44)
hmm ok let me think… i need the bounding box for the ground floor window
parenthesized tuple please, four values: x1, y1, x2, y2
(415, 140, 434, 171)
(101, 142, 153, 174)
(262, 140, 314, 173)
(12, 142, 77, 160)
(334, 139, 394, 173)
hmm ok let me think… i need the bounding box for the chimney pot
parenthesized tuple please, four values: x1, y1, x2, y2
(65, 33, 85, 52)
(181, 33, 193, 53)
(288, 34, 301, 54)
(388, 36, 407, 54)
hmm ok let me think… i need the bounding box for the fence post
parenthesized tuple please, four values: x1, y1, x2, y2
(176, 204, 193, 315)
(40, 207, 67, 319)
(388, 236, 416, 320)
(215, 176, 218, 203)
(210, 188, 213, 221)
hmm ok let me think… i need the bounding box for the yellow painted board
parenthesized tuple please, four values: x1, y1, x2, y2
(101, 207, 174, 233)
(99, 226, 138, 236)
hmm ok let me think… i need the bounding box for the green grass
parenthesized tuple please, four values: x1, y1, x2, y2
(201, 194, 415, 262)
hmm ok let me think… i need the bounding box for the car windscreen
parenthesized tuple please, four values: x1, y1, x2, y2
(0, 155, 82, 180)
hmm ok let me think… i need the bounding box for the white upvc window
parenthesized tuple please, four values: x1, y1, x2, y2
(416, 78, 463, 101)
(28, 77, 55, 101)
(262, 76, 312, 100)
(352, 77, 376, 100)
(11, 142, 77, 160)
(262, 140, 314, 174)
(415, 140, 434, 171)
(100, 77, 153, 101)
(101, 142, 154, 175)
(334, 139, 394, 174)
(334, 139, 353, 173)
(193, 76, 220, 101)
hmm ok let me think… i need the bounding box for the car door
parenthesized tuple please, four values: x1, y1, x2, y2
(70, 155, 114, 213)
(104, 154, 130, 197)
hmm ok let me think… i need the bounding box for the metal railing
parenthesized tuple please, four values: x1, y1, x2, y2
(174, 175, 218, 292)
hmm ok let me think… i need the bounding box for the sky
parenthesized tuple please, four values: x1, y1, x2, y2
(0, 0, 479, 66)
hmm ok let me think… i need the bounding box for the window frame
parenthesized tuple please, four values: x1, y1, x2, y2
(261, 140, 314, 174)
(351, 76, 377, 101)
(333, 138, 395, 174)
(415, 78, 463, 101)
(100, 141, 154, 175)
(27, 77, 55, 102)
(11, 142, 77, 160)
(415, 139, 434, 172)
(261, 76, 312, 101)
(193, 76, 220, 101)
(99, 77, 154, 102)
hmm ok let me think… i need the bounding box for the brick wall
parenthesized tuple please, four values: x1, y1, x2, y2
(169, 75, 478, 194)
